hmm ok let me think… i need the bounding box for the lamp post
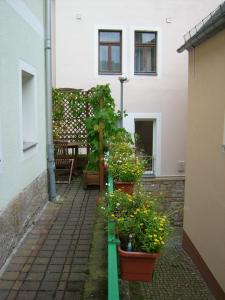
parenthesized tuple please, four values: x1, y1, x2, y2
(118, 76, 128, 128)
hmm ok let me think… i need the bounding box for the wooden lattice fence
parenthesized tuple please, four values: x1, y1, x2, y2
(52, 88, 93, 148)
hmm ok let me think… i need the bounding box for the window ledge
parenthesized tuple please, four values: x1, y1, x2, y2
(98, 72, 122, 76)
(23, 141, 37, 152)
(134, 72, 158, 76)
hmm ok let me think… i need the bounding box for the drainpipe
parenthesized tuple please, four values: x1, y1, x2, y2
(45, 0, 57, 201)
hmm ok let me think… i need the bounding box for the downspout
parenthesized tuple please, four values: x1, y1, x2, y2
(45, 0, 57, 201)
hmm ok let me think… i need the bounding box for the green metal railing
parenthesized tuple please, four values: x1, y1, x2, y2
(108, 175, 120, 300)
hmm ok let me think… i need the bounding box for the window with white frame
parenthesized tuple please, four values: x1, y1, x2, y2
(134, 31, 157, 75)
(98, 30, 122, 74)
(21, 69, 37, 151)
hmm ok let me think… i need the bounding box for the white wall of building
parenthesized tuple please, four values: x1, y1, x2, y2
(0, 0, 47, 210)
(53, 0, 222, 176)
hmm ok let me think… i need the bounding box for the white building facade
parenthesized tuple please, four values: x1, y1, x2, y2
(53, 0, 222, 177)
(0, 0, 48, 268)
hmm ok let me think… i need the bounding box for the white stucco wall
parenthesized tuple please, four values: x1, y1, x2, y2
(0, 0, 47, 210)
(53, 0, 221, 176)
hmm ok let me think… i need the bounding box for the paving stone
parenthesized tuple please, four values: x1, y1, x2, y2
(57, 281, 67, 290)
(22, 264, 32, 272)
(16, 291, 36, 300)
(68, 273, 86, 281)
(48, 264, 64, 273)
(12, 281, 23, 290)
(39, 281, 58, 291)
(6, 264, 22, 272)
(63, 291, 81, 300)
(11, 257, 27, 264)
(35, 291, 55, 300)
(30, 264, 48, 272)
(34, 257, 50, 265)
(26, 272, 44, 281)
(43, 272, 61, 281)
(38, 250, 53, 258)
(0, 290, 9, 300)
(50, 257, 65, 265)
(20, 280, 40, 291)
(6, 290, 18, 300)
(17, 272, 27, 280)
(67, 281, 84, 291)
(2, 272, 20, 280)
(0, 280, 15, 289)
(55, 291, 64, 300)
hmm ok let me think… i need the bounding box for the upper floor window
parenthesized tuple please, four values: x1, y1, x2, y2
(98, 30, 122, 74)
(134, 31, 157, 75)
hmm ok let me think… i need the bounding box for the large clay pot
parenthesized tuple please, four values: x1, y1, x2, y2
(83, 170, 100, 189)
(114, 181, 134, 195)
(118, 245, 160, 282)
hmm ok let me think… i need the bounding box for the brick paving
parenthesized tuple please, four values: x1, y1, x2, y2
(0, 178, 98, 300)
(136, 228, 216, 300)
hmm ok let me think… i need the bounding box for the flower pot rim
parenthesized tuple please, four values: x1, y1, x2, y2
(115, 180, 135, 184)
(83, 170, 99, 174)
(118, 245, 160, 258)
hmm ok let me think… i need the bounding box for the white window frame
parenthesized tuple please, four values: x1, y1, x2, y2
(123, 113, 161, 176)
(129, 26, 162, 79)
(18, 60, 38, 159)
(94, 25, 128, 78)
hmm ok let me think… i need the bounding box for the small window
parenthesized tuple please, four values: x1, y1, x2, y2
(98, 30, 122, 74)
(21, 70, 37, 151)
(134, 31, 157, 74)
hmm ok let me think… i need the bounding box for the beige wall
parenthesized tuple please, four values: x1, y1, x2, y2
(184, 29, 225, 292)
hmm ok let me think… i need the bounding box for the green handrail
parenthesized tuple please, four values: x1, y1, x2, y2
(108, 175, 120, 300)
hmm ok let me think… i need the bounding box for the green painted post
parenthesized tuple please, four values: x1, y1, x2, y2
(108, 175, 120, 300)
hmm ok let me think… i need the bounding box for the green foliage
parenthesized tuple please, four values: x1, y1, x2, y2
(108, 140, 144, 182)
(53, 85, 125, 171)
(99, 189, 171, 253)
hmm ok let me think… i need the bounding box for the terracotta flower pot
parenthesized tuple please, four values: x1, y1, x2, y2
(114, 181, 134, 195)
(118, 245, 160, 282)
(83, 170, 100, 189)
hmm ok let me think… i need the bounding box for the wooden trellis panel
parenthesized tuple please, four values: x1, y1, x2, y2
(52, 88, 93, 147)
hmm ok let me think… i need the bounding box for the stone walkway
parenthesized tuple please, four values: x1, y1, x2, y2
(0, 178, 98, 300)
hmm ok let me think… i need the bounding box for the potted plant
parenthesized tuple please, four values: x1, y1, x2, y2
(99, 189, 171, 281)
(108, 141, 144, 194)
(80, 84, 121, 188)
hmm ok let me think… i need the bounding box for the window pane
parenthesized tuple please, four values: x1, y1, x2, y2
(111, 46, 120, 72)
(135, 47, 144, 72)
(135, 32, 156, 44)
(135, 47, 156, 73)
(99, 45, 109, 72)
(146, 47, 156, 72)
(100, 31, 120, 42)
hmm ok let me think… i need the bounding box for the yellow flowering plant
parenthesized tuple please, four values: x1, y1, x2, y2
(108, 141, 145, 182)
(99, 189, 171, 253)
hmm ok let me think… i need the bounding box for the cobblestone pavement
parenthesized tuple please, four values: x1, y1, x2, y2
(136, 228, 215, 300)
(0, 178, 98, 300)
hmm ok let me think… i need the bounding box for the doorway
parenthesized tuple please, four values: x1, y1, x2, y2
(135, 120, 154, 174)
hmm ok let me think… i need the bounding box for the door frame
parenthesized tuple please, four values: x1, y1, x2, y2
(123, 113, 161, 176)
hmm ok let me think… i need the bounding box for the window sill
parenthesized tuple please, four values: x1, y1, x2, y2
(98, 72, 122, 76)
(134, 72, 158, 76)
(23, 141, 37, 152)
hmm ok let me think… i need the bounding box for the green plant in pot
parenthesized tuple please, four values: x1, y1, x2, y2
(99, 189, 171, 281)
(108, 141, 145, 194)
(82, 84, 121, 188)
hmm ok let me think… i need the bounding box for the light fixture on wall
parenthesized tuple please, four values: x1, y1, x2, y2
(118, 76, 128, 128)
